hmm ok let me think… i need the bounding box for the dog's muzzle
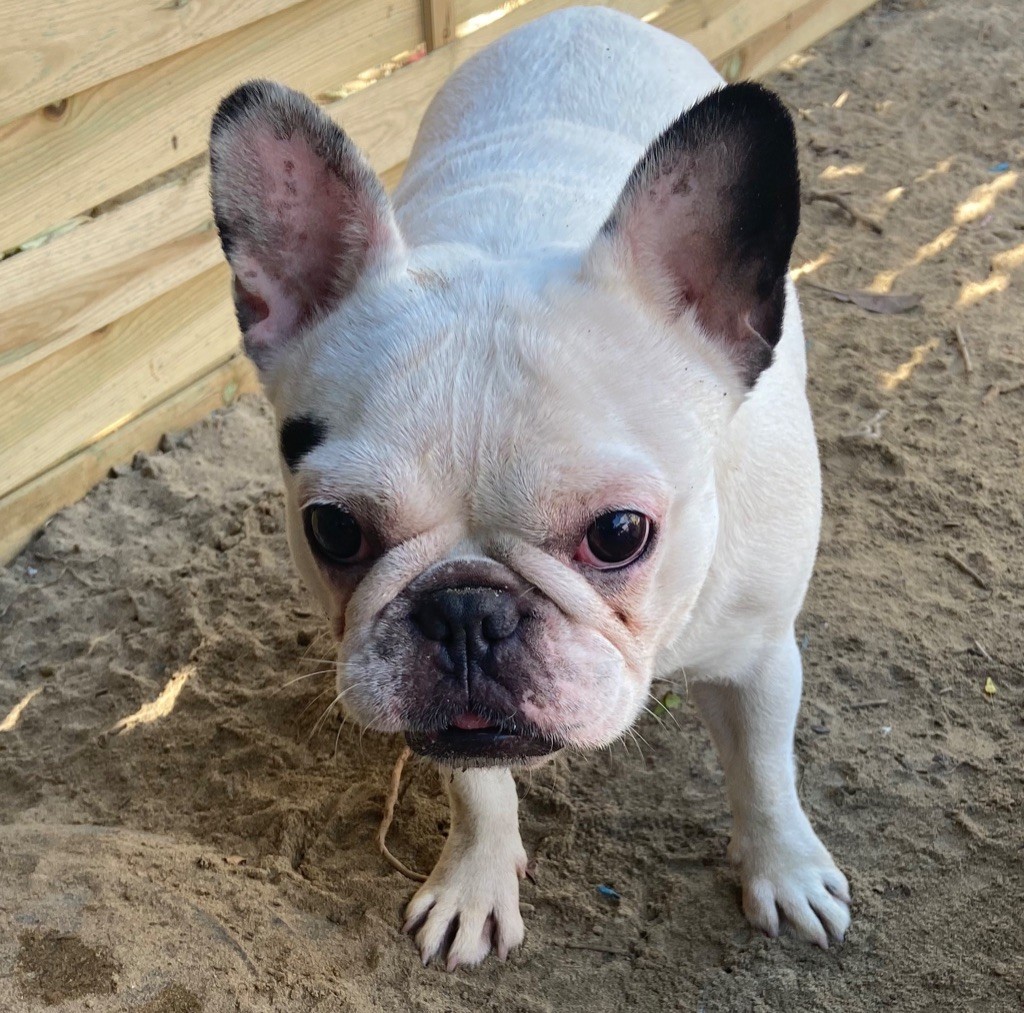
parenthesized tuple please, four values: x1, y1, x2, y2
(402, 585, 561, 765)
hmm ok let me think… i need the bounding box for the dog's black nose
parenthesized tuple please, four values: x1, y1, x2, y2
(411, 587, 521, 670)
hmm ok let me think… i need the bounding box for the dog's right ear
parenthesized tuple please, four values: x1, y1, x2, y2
(209, 80, 402, 371)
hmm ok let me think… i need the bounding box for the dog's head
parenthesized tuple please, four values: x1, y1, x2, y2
(209, 79, 799, 764)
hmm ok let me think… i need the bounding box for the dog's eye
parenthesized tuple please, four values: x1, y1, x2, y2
(304, 505, 367, 564)
(576, 511, 652, 570)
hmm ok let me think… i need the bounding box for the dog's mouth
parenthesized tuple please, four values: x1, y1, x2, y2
(405, 712, 560, 766)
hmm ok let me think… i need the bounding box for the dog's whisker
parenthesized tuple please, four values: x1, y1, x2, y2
(333, 712, 349, 757)
(296, 686, 334, 722)
(307, 684, 359, 742)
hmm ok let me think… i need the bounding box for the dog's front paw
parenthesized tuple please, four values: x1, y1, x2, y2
(730, 818, 851, 948)
(403, 839, 527, 970)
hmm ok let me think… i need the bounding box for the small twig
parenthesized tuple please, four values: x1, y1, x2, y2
(942, 550, 990, 591)
(971, 638, 993, 662)
(377, 745, 427, 883)
(964, 639, 1024, 676)
(951, 323, 973, 375)
(984, 380, 1024, 403)
(807, 191, 884, 234)
(849, 698, 890, 711)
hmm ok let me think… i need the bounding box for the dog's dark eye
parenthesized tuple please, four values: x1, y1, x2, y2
(304, 505, 366, 564)
(576, 511, 652, 570)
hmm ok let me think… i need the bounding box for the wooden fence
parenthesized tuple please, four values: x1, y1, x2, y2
(0, 0, 875, 562)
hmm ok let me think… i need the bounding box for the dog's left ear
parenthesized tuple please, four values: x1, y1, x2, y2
(586, 83, 799, 387)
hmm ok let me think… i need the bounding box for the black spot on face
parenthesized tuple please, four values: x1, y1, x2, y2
(280, 415, 327, 471)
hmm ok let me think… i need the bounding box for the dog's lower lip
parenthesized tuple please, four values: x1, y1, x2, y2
(405, 722, 558, 765)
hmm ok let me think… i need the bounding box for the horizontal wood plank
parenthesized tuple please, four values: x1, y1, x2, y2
(0, 0, 423, 253)
(0, 0, 876, 562)
(0, 266, 239, 498)
(0, 356, 258, 564)
(0, 0, 306, 127)
(455, 0, 520, 26)
(323, 0, 654, 186)
(713, 0, 875, 79)
(656, 0, 805, 54)
(0, 0, 872, 376)
(0, 164, 219, 382)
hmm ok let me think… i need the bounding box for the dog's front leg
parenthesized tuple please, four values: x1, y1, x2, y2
(404, 766, 526, 969)
(691, 633, 851, 947)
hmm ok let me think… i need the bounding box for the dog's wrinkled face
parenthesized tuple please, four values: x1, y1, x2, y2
(209, 81, 799, 763)
(275, 263, 727, 762)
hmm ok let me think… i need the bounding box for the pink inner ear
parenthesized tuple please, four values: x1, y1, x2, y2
(621, 163, 734, 338)
(232, 253, 301, 352)
(225, 126, 392, 354)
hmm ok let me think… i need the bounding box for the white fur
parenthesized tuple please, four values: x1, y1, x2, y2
(247, 6, 847, 967)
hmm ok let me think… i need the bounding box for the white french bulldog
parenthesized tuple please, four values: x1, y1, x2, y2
(209, 5, 850, 970)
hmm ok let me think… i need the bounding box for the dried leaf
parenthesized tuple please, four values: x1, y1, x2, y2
(808, 284, 922, 314)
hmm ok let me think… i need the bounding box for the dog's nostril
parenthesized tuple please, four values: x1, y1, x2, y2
(410, 587, 521, 648)
(410, 600, 451, 643)
(481, 607, 519, 641)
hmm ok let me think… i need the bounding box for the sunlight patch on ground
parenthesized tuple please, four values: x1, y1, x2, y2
(791, 252, 833, 281)
(912, 225, 959, 265)
(914, 157, 954, 184)
(990, 241, 1024, 273)
(953, 240, 1023, 309)
(954, 171, 1019, 225)
(866, 169, 1018, 295)
(880, 338, 939, 391)
(866, 268, 901, 294)
(0, 687, 43, 733)
(956, 274, 1009, 309)
(820, 163, 865, 181)
(778, 52, 816, 72)
(109, 666, 194, 734)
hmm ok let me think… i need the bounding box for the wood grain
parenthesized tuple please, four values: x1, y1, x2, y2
(656, 0, 806, 56)
(0, 0, 874, 381)
(454, 0, 516, 26)
(424, 0, 458, 49)
(713, 0, 875, 79)
(0, 356, 258, 563)
(0, 0, 422, 253)
(0, 0, 307, 127)
(0, 163, 218, 381)
(0, 266, 238, 498)
(0, 0, 877, 562)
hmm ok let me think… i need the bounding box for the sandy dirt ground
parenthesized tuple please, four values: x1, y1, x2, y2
(1, 1, 1022, 1009)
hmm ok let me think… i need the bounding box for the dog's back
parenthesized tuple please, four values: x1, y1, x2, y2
(394, 7, 724, 253)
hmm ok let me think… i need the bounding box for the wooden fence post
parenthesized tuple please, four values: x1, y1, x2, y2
(423, 0, 457, 50)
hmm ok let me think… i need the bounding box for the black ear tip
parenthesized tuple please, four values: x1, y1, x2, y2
(711, 81, 797, 136)
(211, 79, 279, 138)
